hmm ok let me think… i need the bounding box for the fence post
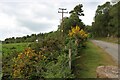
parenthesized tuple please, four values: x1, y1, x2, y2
(69, 48, 71, 70)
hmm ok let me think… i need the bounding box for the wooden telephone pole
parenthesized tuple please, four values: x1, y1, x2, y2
(58, 8, 71, 70)
(58, 8, 68, 38)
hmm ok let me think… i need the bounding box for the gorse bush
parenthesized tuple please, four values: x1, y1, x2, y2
(12, 48, 46, 78)
(69, 25, 88, 40)
(68, 25, 88, 50)
(11, 46, 74, 79)
(29, 38, 63, 53)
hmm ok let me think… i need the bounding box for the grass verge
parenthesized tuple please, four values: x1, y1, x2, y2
(73, 41, 117, 78)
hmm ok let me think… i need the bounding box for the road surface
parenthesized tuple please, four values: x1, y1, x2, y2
(91, 40, 119, 63)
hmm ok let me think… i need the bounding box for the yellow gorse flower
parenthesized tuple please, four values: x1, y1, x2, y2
(12, 47, 47, 78)
(69, 25, 88, 39)
(76, 25, 80, 31)
(71, 26, 80, 34)
(68, 30, 73, 37)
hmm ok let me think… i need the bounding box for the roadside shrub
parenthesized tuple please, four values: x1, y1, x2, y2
(68, 25, 88, 54)
(12, 47, 46, 78)
(11, 47, 74, 79)
(42, 53, 75, 78)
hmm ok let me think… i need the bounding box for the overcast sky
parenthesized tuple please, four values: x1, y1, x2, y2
(0, 0, 114, 41)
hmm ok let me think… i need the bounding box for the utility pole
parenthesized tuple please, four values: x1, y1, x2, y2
(58, 8, 68, 38)
(58, 8, 72, 70)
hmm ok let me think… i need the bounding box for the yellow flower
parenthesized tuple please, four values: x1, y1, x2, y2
(72, 26, 80, 34)
(72, 28, 76, 34)
(69, 26, 81, 37)
(68, 31, 73, 37)
(76, 25, 80, 31)
(84, 34, 88, 38)
(79, 29, 84, 34)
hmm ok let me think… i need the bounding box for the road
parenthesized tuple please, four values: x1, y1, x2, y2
(91, 40, 119, 63)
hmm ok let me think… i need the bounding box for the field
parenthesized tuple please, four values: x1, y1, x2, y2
(2, 43, 28, 57)
(73, 41, 117, 78)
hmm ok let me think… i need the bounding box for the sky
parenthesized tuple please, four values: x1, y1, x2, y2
(0, 0, 116, 41)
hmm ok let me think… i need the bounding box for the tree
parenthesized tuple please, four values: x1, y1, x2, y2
(69, 4, 85, 28)
(59, 4, 85, 36)
(92, 2, 112, 37)
(109, 1, 120, 37)
(69, 4, 84, 16)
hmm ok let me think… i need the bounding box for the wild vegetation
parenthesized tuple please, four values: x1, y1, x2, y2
(87, 1, 120, 39)
(2, 1, 119, 79)
(2, 4, 89, 79)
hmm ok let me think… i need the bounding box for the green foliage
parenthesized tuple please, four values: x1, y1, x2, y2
(59, 4, 85, 36)
(12, 48, 47, 78)
(30, 38, 63, 53)
(0, 42, 2, 52)
(2, 36, 73, 79)
(2, 43, 28, 57)
(69, 4, 84, 16)
(2, 3, 89, 79)
(43, 53, 74, 78)
(2, 43, 28, 78)
(92, 1, 120, 38)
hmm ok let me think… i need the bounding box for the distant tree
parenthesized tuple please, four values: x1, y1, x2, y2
(92, 2, 112, 37)
(92, 1, 120, 38)
(109, 1, 120, 37)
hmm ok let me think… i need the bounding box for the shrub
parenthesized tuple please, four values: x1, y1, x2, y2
(42, 53, 75, 78)
(68, 25, 88, 50)
(12, 48, 46, 78)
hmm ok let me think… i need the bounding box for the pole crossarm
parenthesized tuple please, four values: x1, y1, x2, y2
(59, 8, 67, 10)
(58, 11, 68, 13)
(58, 8, 68, 18)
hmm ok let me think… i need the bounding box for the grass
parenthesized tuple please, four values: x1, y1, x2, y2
(0, 42, 2, 79)
(2, 43, 28, 57)
(95, 37, 119, 44)
(74, 41, 117, 78)
(0, 42, 2, 52)
(0, 42, 1, 61)
(2, 43, 28, 58)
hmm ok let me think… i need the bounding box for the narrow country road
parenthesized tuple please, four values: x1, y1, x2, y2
(91, 40, 119, 63)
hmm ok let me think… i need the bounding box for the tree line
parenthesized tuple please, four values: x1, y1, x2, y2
(3, 32, 48, 44)
(90, 1, 120, 38)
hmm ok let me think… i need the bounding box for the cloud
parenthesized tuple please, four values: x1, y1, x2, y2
(17, 18, 58, 32)
(0, 0, 112, 40)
